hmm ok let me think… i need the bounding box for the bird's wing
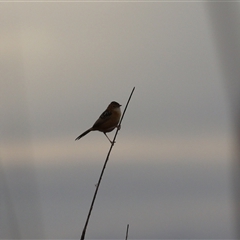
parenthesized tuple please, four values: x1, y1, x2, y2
(92, 109, 112, 129)
(100, 109, 112, 119)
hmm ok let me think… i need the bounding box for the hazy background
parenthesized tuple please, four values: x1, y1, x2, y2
(1, 2, 239, 239)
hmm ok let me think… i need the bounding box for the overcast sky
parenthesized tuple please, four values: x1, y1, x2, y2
(1, 2, 239, 239)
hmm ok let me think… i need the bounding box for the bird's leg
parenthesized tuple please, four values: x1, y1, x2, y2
(104, 133, 115, 144)
(117, 124, 121, 130)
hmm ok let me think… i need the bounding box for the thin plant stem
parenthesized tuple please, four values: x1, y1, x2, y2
(125, 224, 129, 240)
(80, 87, 135, 240)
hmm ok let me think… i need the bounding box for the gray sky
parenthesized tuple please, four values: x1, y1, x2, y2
(1, 2, 238, 239)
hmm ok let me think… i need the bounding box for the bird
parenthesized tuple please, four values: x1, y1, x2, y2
(75, 101, 122, 143)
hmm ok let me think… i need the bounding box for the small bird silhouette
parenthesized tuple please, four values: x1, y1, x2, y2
(75, 101, 121, 143)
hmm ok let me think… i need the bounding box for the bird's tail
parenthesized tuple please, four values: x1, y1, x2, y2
(75, 128, 92, 141)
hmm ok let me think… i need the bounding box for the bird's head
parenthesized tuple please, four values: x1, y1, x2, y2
(109, 101, 121, 108)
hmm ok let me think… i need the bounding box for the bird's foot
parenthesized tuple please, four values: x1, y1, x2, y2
(104, 133, 116, 144)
